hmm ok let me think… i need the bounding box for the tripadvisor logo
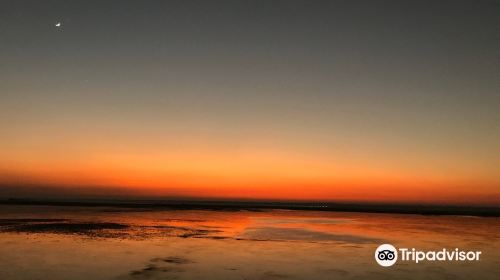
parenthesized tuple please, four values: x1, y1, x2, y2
(375, 244, 398, 267)
(375, 244, 482, 267)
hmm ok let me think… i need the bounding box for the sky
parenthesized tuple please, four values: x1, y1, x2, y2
(1, 0, 499, 205)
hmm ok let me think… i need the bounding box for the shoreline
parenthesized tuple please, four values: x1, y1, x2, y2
(1, 198, 499, 217)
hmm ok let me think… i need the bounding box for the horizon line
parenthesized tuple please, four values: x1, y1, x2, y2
(2, 197, 499, 217)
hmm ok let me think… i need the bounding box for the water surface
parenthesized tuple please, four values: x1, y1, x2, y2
(0, 205, 498, 279)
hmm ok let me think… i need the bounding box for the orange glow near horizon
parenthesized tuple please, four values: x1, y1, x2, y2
(1, 146, 499, 205)
(1, 0, 500, 208)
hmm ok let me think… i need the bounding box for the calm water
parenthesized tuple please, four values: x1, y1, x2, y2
(0, 205, 499, 279)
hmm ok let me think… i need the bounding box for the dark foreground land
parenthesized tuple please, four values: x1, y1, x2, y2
(1, 198, 499, 217)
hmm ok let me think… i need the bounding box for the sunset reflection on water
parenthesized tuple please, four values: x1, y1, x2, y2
(0, 206, 499, 280)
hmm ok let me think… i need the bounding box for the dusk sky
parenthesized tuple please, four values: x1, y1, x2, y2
(1, 1, 499, 205)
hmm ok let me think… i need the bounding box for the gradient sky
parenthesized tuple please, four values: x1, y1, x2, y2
(1, 0, 499, 205)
